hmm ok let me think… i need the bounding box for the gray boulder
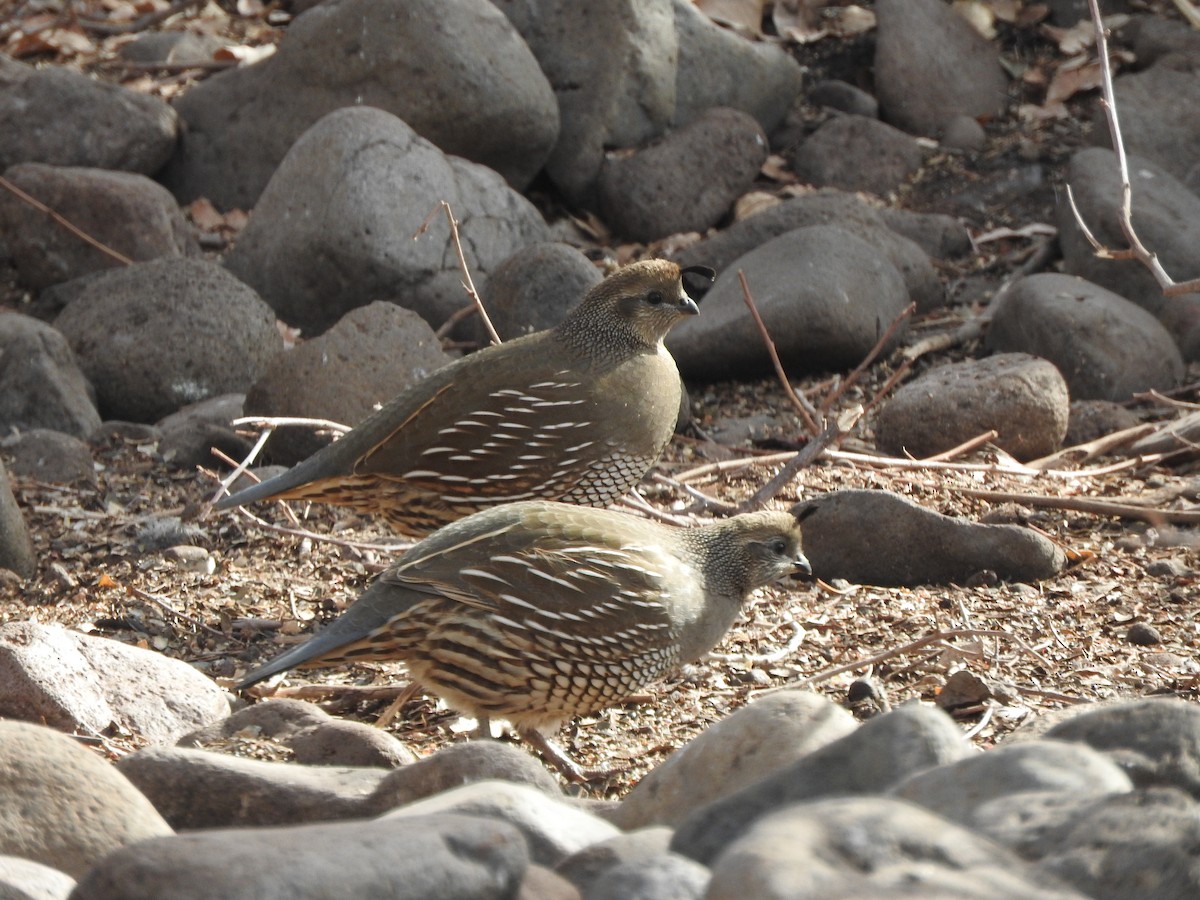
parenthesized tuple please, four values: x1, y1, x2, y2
(0, 56, 177, 174)
(986, 273, 1184, 400)
(667, 225, 910, 379)
(53, 258, 282, 422)
(0, 314, 99, 439)
(161, 0, 557, 207)
(0, 163, 195, 289)
(223, 106, 548, 336)
(793, 490, 1066, 586)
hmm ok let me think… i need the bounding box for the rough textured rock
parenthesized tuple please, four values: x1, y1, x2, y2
(667, 226, 910, 379)
(155, 393, 251, 471)
(597, 107, 767, 242)
(705, 796, 1084, 899)
(473, 242, 603, 344)
(1065, 399, 1141, 446)
(674, 190, 944, 310)
(161, 0, 558, 207)
(179, 699, 417, 769)
(555, 826, 674, 895)
(1042, 699, 1200, 798)
(0, 854, 76, 900)
(891, 740, 1133, 826)
(874, 353, 1070, 461)
(0, 56, 177, 174)
(585, 853, 710, 900)
(791, 114, 927, 196)
(1058, 148, 1200, 358)
(222, 105, 548, 336)
(1096, 51, 1200, 193)
(794, 490, 1066, 586)
(2, 429, 96, 485)
(0, 163, 196, 289)
(670, 0, 803, 132)
(671, 703, 970, 865)
(0, 460, 35, 579)
(116, 746, 385, 829)
(0, 313, 100, 439)
(70, 814, 529, 900)
(0, 721, 172, 879)
(1016, 788, 1200, 900)
(366, 740, 563, 814)
(874, 0, 1008, 136)
(53, 258, 282, 422)
(243, 301, 452, 465)
(613, 691, 858, 830)
(986, 273, 1185, 400)
(384, 780, 620, 866)
(0, 623, 229, 744)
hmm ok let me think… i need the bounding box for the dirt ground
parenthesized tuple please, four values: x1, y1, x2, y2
(2, 1, 1198, 798)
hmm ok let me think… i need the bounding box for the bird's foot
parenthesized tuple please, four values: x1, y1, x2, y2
(518, 728, 632, 784)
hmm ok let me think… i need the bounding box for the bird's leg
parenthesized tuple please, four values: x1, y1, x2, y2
(473, 715, 493, 740)
(517, 728, 632, 784)
(373, 681, 421, 728)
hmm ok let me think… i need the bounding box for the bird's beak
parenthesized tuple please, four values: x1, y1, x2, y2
(790, 553, 813, 581)
(679, 293, 700, 316)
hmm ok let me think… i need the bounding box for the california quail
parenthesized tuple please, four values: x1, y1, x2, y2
(237, 500, 811, 778)
(217, 260, 709, 536)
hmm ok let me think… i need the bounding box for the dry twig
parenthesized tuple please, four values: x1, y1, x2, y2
(416, 201, 502, 345)
(737, 270, 819, 434)
(961, 489, 1200, 525)
(1066, 0, 1200, 296)
(0, 175, 132, 265)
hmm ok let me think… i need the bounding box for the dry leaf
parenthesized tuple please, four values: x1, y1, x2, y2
(695, 0, 767, 36)
(772, 0, 828, 43)
(734, 190, 780, 221)
(187, 197, 226, 230)
(953, 0, 996, 40)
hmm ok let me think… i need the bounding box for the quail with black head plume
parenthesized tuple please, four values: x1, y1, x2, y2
(237, 500, 811, 780)
(217, 260, 712, 536)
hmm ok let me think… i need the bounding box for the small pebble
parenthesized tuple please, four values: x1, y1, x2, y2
(1126, 622, 1163, 646)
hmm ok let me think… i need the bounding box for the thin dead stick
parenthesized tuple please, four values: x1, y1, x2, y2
(795, 628, 1053, 689)
(415, 201, 502, 345)
(650, 472, 740, 516)
(739, 409, 858, 511)
(0, 175, 133, 265)
(231, 415, 352, 435)
(1066, 0, 1200, 296)
(922, 430, 999, 463)
(961, 488, 1200, 525)
(102, 59, 238, 74)
(674, 451, 799, 485)
(206, 445, 301, 528)
(208, 427, 273, 506)
(859, 356, 913, 420)
(124, 584, 233, 642)
(1172, 0, 1200, 28)
(828, 447, 1154, 479)
(1135, 388, 1200, 411)
(737, 270, 819, 434)
(1023, 422, 1157, 470)
(618, 488, 694, 526)
(265, 683, 415, 701)
(231, 502, 410, 555)
(820, 302, 916, 413)
(75, 0, 205, 34)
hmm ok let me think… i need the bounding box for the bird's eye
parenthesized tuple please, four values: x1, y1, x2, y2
(771, 539, 787, 555)
(646, 290, 665, 305)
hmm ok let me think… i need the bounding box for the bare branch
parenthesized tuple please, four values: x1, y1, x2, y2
(415, 201, 502, 345)
(737, 270, 820, 434)
(1068, 0, 1200, 296)
(0, 174, 133, 266)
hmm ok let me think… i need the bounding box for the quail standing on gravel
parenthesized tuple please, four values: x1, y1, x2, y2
(216, 260, 710, 536)
(236, 500, 812, 778)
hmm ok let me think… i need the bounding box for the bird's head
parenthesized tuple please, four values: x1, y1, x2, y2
(563, 259, 709, 351)
(698, 509, 812, 597)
